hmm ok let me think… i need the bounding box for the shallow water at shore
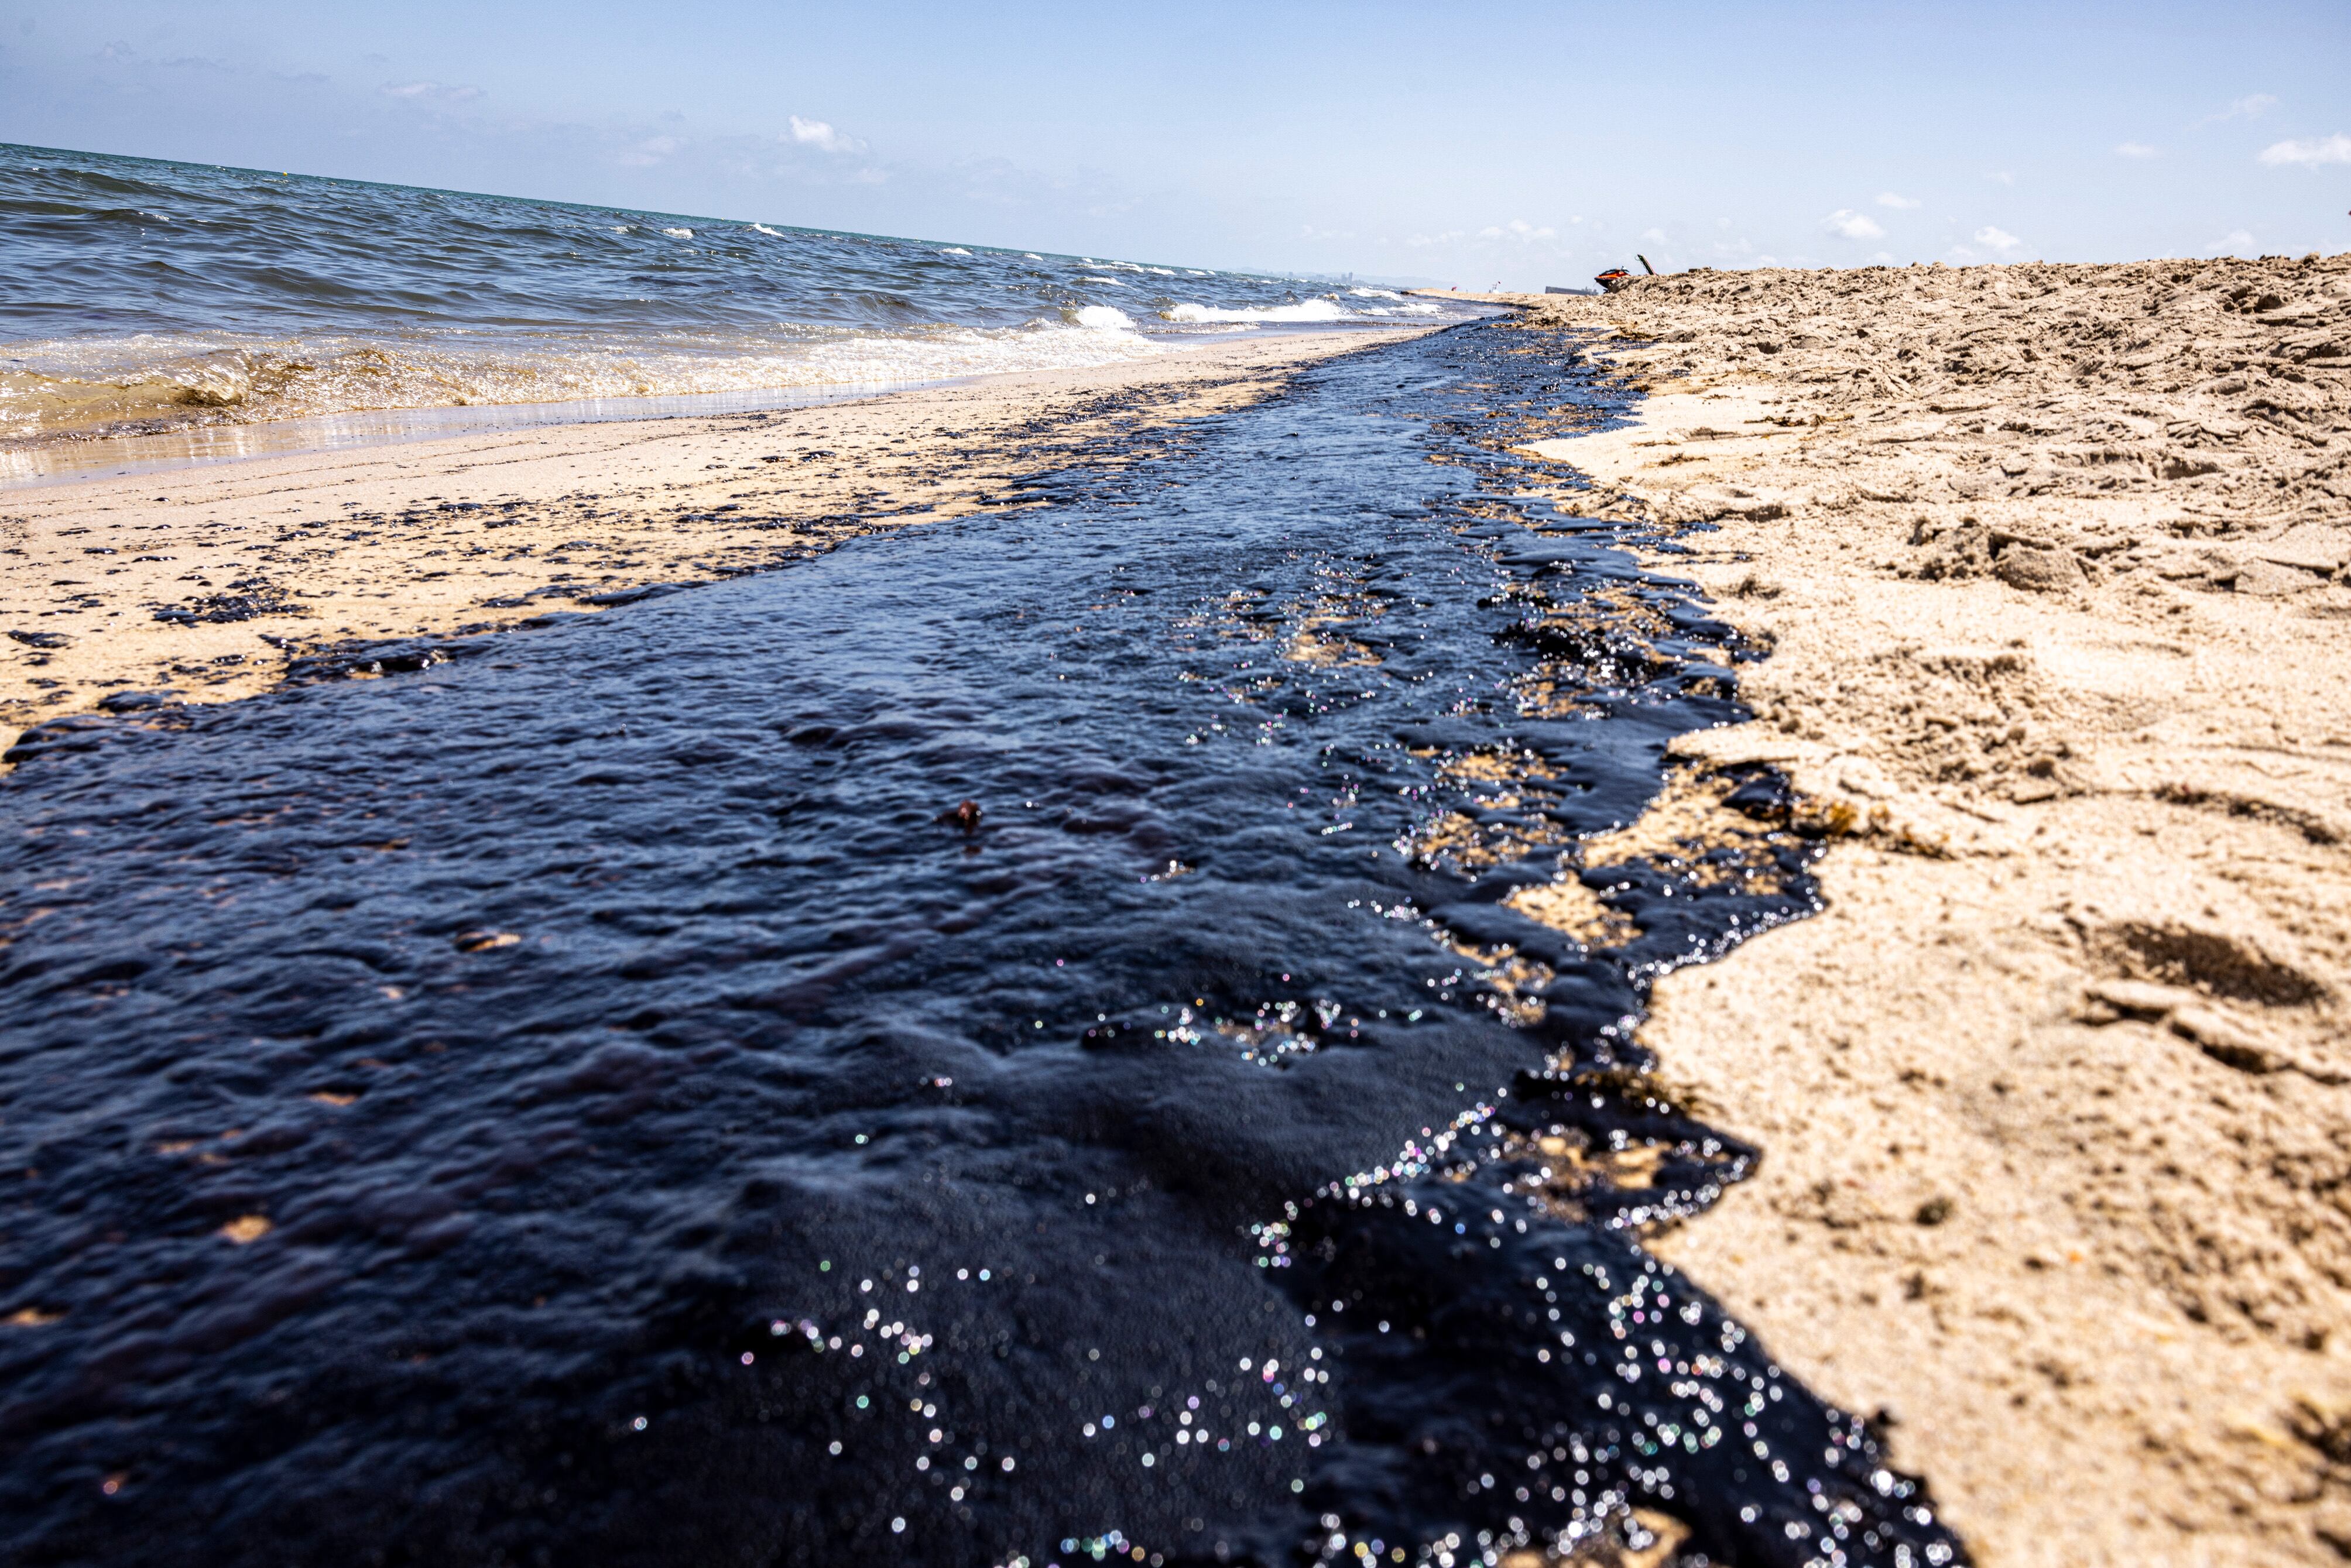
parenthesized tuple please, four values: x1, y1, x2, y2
(0, 375, 936, 488)
(0, 324, 1962, 1566)
(1, 143, 1479, 448)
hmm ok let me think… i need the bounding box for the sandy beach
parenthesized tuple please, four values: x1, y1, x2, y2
(1468, 256, 2351, 1565)
(0, 329, 1417, 762)
(13, 245, 2351, 1560)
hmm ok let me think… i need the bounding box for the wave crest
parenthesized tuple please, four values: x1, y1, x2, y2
(1164, 299, 1349, 325)
(1070, 305, 1142, 333)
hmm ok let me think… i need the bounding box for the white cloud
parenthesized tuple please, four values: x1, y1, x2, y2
(1640, 227, 1666, 242)
(787, 115, 862, 154)
(2259, 134, 2351, 167)
(617, 134, 684, 167)
(1876, 191, 1921, 209)
(1973, 225, 2022, 253)
(381, 81, 482, 102)
(1986, 170, 2016, 186)
(1825, 208, 1886, 240)
(2114, 141, 2158, 158)
(1473, 221, 1555, 242)
(2200, 92, 2277, 125)
(2211, 228, 2256, 255)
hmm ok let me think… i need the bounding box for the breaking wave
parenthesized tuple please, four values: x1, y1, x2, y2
(0, 318, 1176, 444)
(1163, 297, 1442, 326)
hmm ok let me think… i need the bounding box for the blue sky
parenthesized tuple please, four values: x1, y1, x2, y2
(2, 0, 2346, 285)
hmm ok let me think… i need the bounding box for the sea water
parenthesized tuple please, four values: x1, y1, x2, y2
(0, 141, 1473, 450)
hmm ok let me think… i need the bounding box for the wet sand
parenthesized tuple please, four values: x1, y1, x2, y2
(0, 330, 1418, 761)
(1471, 258, 2351, 1565)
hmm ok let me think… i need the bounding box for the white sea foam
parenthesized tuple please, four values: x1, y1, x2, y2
(662, 227, 694, 238)
(1349, 287, 1406, 300)
(1165, 299, 1349, 324)
(940, 247, 972, 256)
(750, 224, 784, 237)
(1070, 306, 1142, 333)
(1077, 276, 1125, 286)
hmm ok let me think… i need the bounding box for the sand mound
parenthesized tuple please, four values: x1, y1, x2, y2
(1488, 256, 2351, 1566)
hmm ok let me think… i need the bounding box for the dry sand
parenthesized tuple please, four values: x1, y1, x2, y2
(0, 330, 1414, 761)
(1469, 257, 2351, 1565)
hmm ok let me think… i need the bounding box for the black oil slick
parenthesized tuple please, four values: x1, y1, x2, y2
(0, 325, 1964, 1568)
